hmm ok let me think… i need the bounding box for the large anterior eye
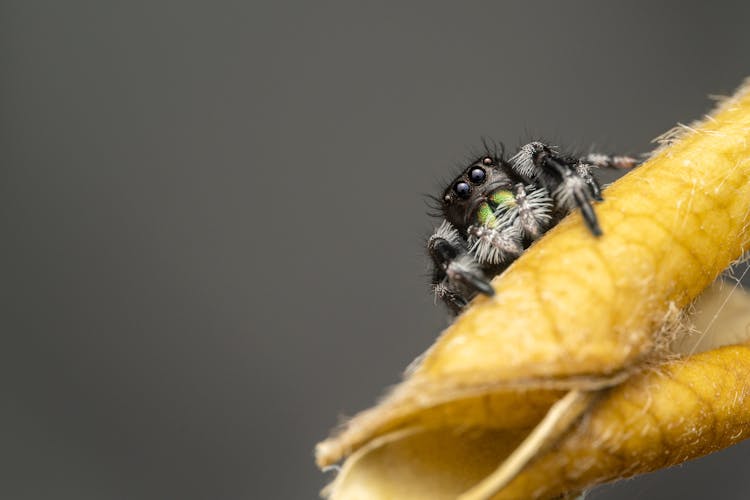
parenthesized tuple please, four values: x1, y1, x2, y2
(469, 167, 486, 184)
(454, 181, 471, 199)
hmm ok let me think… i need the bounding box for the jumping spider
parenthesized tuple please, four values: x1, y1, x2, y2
(428, 141, 638, 314)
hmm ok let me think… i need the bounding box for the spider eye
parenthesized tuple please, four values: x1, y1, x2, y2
(469, 167, 486, 184)
(482, 156, 493, 166)
(454, 181, 471, 199)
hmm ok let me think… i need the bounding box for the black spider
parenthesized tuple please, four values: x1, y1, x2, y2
(428, 141, 638, 314)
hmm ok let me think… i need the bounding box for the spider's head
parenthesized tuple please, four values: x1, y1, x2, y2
(442, 155, 514, 232)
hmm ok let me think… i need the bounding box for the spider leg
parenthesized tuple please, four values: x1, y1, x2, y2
(511, 142, 603, 236)
(585, 152, 640, 170)
(510, 183, 554, 241)
(583, 152, 640, 201)
(466, 223, 523, 265)
(574, 161, 603, 202)
(428, 221, 494, 313)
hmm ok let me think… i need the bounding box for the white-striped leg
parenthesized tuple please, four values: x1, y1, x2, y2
(510, 142, 603, 236)
(511, 183, 554, 241)
(428, 221, 494, 314)
(585, 152, 639, 170)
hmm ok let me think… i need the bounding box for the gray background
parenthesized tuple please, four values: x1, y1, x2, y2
(3, 1, 750, 499)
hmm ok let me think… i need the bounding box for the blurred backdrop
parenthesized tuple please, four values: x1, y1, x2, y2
(3, 1, 750, 499)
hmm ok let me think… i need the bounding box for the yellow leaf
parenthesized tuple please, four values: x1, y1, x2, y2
(316, 79, 750, 499)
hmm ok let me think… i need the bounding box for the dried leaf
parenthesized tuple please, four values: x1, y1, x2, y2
(316, 79, 750, 499)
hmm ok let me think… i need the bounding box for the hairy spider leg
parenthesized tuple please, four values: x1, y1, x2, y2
(509, 183, 554, 241)
(428, 221, 495, 314)
(585, 152, 640, 170)
(511, 142, 603, 236)
(581, 152, 639, 201)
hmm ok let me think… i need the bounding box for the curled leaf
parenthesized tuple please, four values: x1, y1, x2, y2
(316, 79, 750, 499)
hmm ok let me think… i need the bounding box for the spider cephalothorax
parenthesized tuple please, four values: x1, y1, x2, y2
(428, 141, 637, 314)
